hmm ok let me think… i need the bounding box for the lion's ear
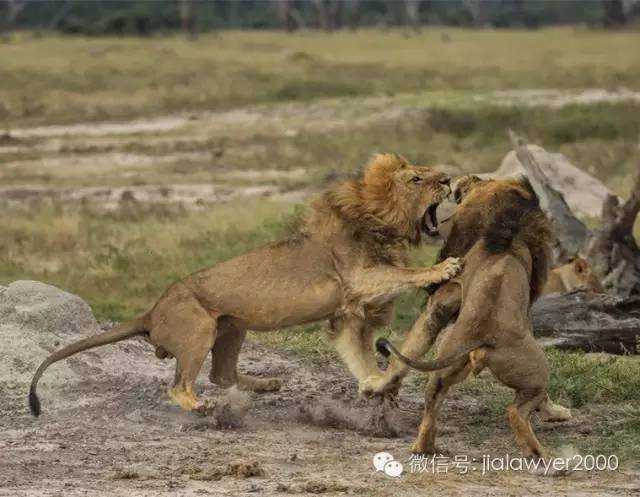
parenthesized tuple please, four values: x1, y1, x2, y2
(393, 153, 409, 169)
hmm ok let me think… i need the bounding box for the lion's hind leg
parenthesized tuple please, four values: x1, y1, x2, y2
(506, 389, 547, 459)
(412, 359, 471, 455)
(209, 322, 281, 393)
(150, 290, 218, 412)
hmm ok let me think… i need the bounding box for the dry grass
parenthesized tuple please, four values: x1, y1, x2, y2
(0, 200, 297, 318)
(2, 27, 640, 124)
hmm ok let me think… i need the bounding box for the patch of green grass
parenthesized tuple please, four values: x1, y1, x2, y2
(254, 324, 338, 365)
(421, 349, 640, 411)
(0, 199, 296, 320)
(547, 349, 640, 408)
(2, 28, 640, 125)
(246, 102, 640, 195)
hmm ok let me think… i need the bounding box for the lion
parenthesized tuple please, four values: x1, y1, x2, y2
(29, 153, 463, 416)
(542, 256, 603, 295)
(454, 176, 603, 296)
(364, 175, 571, 458)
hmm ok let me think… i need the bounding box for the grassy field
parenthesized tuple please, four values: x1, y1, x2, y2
(1, 27, 640, 125)
(1, 29, 639, 457)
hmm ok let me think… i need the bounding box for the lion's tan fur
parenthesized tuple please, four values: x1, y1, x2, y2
(542, 257, 603, 295)
(29, 153, 463, 415)
(364, 175, 571, 458)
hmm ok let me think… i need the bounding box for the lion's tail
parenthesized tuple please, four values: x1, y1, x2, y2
(29, 318, 146, 417)
(375, 337, 484, 373)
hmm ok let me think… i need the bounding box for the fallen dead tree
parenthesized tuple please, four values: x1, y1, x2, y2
(504, 132, 640, 355)
(532, 290, 640, 355)
(508, 131, 640, 297)
(586, 163, 640, 297)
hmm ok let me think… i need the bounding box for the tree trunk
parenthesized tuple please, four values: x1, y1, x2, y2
(178, 0, 195, 37)
(508, 130, 591, 262)
(602, 0, 627, 26)
(313, 0, 343, 31)
(404, 0, 420, 30)
(532, 290, 640, 355)
(274, 0, 305, 31)
(343, 0, 361, 30)
(2, 0, 26, 34)
(328, 0, 342, 30)
(586, 160, 640, 296)
(464, 0, 489, 27)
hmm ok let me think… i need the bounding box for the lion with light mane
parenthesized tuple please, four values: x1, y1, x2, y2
(29, 153, 462, 416)
(542, 256, 603, 295)
(365, 175, 571, 458)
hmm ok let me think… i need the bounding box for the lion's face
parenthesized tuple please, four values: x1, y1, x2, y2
(452, 175, 485, 204)
(556, 257, 603, 293)
(363, 154, 452, 237)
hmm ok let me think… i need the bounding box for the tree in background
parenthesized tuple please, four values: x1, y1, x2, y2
(0, 0, 26, 34)
(313, 0, 342, 31)
(404, 0, 421, 30)
(178, 0, 195, 36)
(463, 0, 489, 26)
(602, 0, 627, 26)
(3, 0, 640, 35)
(274, 0, 305, 31)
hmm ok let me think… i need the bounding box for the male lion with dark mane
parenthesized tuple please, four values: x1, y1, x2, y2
(367, 175, 571, 458)
(29, 153, 463, 416)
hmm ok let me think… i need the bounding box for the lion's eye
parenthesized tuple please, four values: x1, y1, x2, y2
(410, 176, 421, 183)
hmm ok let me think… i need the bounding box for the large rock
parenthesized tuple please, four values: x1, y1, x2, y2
(0, 281, 164, 400)
(494, 145, 612, 218)
(0, 280, 100, 339)
(0, 281, 101, 387)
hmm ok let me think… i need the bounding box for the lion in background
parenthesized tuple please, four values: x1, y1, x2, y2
(542, 256, 603, 295)
(369, 175, 571, 458)
(29, 153, 463, 416)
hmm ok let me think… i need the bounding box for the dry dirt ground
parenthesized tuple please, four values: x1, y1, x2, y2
(2, 334, 639, 497)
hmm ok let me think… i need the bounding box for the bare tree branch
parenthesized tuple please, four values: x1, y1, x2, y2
(507, 130, 591, 260)
(532, 290, 640, 355)
(586, 152, 640, 295)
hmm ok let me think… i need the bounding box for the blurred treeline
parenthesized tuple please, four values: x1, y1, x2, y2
(2, 0, 639, 36)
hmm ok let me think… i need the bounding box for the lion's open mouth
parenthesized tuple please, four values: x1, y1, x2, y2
(422, 203, 440, 236)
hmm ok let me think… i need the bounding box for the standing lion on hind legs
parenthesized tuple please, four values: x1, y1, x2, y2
(363, 175, 572, 459)
(29, 153, 464, 416)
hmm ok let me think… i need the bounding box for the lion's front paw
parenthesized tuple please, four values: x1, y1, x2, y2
(433, 257, 463, 284)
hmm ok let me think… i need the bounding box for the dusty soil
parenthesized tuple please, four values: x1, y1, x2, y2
(1, 334, 638, 497)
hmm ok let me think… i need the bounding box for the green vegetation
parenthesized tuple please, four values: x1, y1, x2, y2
(2, 100, 638, 197)
(0, 201, 296, 319)
(8, 0, 619, 34)
(2, 28, 640, 124)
